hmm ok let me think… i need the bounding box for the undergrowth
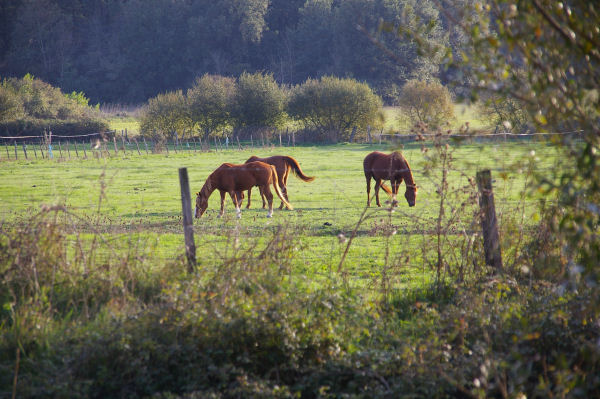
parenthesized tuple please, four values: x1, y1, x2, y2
(1, 202, 599, 398)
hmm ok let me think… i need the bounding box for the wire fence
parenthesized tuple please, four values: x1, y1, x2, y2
(0, 129, 584, 162)
(0, 131, 571, 283)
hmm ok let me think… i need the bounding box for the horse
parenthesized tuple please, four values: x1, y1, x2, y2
(363, 151, 417, 207)
(244, 155, 315, 209)
(195, 161, 293, 219)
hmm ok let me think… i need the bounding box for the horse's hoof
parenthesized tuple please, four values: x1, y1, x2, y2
(217, 214, 223, 218)
(236, 213, 242, 219)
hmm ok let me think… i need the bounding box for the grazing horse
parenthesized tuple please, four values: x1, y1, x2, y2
(363, 151, 417, 207)
(195, 161, 293, 219)
(244, 155, 315, 209)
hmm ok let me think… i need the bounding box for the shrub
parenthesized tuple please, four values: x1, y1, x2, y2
(288, 76, 383, 142)
(186, 74, 236, 140)
(398, 80, 454, 129)
(0, 74, 107, 137)
(232, 72, 287, 131)
(139, 90, 191, 141)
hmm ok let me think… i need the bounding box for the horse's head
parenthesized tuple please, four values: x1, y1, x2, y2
(245, 155, 260, 163)
(195, 191, 208, 218)
(405, 185, 417, 207)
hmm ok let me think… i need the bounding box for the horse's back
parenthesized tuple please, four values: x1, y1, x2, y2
(364, 151, 388, 171)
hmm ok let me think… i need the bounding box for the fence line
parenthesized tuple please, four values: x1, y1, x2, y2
(0, 128, 583, 163)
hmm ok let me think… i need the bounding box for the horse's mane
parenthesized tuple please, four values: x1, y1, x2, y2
(392, 152, 416, 187)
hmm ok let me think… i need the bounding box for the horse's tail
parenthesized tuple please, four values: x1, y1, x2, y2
(271, 165, 293, 210)
(283, 156, 315, 182)
(380, 183, 392, 195)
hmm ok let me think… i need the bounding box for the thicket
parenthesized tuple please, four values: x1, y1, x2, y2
(0, 75, 108, 138)
(140, 73, 385, 143)
(397, 80, 455, 130)
(288, 76, 383, 142)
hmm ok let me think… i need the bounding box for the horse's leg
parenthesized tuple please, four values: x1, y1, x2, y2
(261, 185, 274, 217)
(390, 178, 399, 206)
(235, 191, 244, 208)
(374, 179, 383, 207)
(246, 188, 252, 208)
(229, 191, 242, 218)
(365, 173, 372, 207)
(278, 170, 289, 210)
(218, 190, 226, 217)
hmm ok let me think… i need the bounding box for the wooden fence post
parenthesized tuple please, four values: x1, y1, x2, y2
(178, 167, 196, 272)
(134, 138, 141, 155)
(113, 135, 118, 155)
(13, 142, 18, 160)
(22, 143, 28, 160)
(476, 170, 503, 270)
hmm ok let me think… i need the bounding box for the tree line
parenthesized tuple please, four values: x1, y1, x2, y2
(140, 73, 384, 143)
(0, 0, 461, 104)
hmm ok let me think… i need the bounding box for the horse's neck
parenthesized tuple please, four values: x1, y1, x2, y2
(397, 157, 415, 186)
(200, 177, 216, 198)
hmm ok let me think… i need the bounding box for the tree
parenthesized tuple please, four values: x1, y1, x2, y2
(139, 90, 190, 141)
(436, 1, 599, 282)
(232, 72, 287, 131)
(398, 79, 454, 129)
(187, 74, 236, 140)
(287, 76, 383, 141)
(0, 80, 24, 122)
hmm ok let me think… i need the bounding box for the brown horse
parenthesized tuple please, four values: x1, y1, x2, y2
(363, 151, 417, 207)
(195, 161, 293, 219)
(244, 155, 315, 209)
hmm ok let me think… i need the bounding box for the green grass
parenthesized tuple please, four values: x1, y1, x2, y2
(382, 103, 491, 132)
(0, 140, 561, 289)
(107, 115, 140, 136)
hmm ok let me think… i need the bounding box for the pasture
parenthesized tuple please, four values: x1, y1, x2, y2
(0, 139, 561, 290)
(4, 138, 594, 398)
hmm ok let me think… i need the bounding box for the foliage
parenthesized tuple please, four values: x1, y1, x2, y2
(397, 79, 455, 129)
(477, 92, 532, 133)
(139, 90, 191, 141)
(232, 71, 287, 130)
(2, 0, 448, 104)
(0, 74, 107, 137)
(439, 0, 600, 291)
(288, 76, 383, 141)
(1, 205, 600, 397)
(186, 74, 236, 140)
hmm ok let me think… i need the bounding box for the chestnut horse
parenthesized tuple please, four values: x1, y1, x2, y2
(244, 155, 315, 209)
(363, 151, 417, 207)
(195, 161, 293, 219)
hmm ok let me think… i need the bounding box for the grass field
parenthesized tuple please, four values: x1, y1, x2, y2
(0, 140, 561, 289)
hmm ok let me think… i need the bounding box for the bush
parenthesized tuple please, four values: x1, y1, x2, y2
(398, 80, 454, 129)
(0, 74, 108, 137)
(232, 72, 287, 131)
(139, 90, 191, 141)
(288, 76, 383, 142)
(187, 74, 236, 140)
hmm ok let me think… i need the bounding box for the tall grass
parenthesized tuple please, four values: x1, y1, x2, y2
(1, 132, 598, 397)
